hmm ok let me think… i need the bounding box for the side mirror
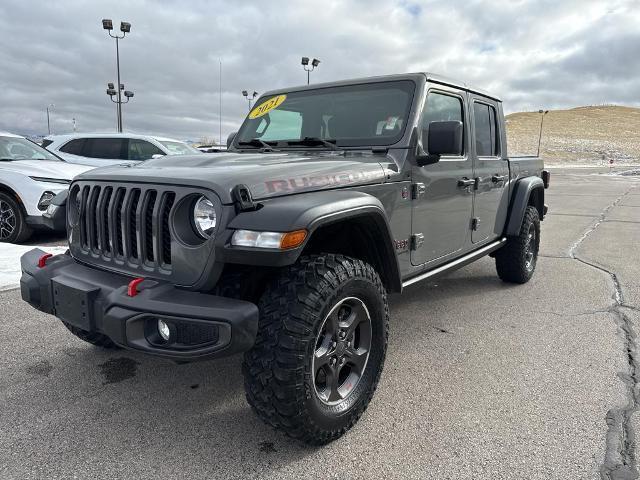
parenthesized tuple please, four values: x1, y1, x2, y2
(227, 132, 237, 148)
(416, 120, 463, 166)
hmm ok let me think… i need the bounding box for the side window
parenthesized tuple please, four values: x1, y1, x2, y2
(422, 92, 464, 154)
(59, 138, 86, 155)
(83, 138, 127, 159)
(259, 110, 303, 141)
(128, 139, 163, 160)
(473, 102, 499, 157)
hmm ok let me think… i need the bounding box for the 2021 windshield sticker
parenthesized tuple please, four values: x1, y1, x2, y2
(248, 94, 287, 119)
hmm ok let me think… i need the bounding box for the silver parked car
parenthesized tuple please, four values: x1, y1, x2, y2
(43, 133, 201, 167)
(0, 132, 92, 242)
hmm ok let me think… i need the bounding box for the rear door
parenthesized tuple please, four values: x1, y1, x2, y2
(410, 86, 474, 266)
(469, 97, 509, 243)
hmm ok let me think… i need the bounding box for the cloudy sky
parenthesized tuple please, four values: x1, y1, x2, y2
(1, 0, 638, 142)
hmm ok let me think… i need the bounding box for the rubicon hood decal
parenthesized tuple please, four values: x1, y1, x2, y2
(260, 168, 384, 196)
(77, 152, 388, 203)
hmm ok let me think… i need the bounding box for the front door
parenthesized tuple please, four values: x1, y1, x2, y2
(411, 87, 474, 266)
(469, 98, 509, 243)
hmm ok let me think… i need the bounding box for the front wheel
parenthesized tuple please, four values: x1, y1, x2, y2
(0, 192, 32, 243)
(243, 254, 389, 445)
(495, 206, 540, 283)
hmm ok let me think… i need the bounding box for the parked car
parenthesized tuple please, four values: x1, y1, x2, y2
(21, 72, 548, 444)
(0, 132, 92, 242)
(197, 144, 227, 153)
(43, 133, 201, 167)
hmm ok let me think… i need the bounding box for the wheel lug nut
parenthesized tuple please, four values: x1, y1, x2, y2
(339, 330, 346, 339)
(330, 357, 337, 366)
(347, 341, 351, 347)
(340, 357, 345, 365)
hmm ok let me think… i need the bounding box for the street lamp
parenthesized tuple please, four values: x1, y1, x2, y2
(536, 109, 549, 157)
(102, 19, 132, 132)
(242, 90, 258, 110)
(107, 82, 134, 122)
(301, 57, 320, 85)
(46, 104, 55, 135)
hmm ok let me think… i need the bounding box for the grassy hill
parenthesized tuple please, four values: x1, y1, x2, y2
(506, 105, 640, 165)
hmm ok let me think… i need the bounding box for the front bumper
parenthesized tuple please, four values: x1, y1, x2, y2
(20, 249, 259, 361)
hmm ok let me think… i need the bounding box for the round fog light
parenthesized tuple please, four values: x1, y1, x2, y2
(158, 319, 171, 341)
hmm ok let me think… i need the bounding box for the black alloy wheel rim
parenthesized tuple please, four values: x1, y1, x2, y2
(525, 224, 537, 271)
(312, 296, 373, 406)
(0, 200, 16, 240)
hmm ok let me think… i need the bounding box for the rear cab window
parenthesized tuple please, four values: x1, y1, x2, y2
(473, 102, 500, 157)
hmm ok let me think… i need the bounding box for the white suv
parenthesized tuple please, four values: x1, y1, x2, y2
(0, 132, 92, 242)
(43, 133, 201, 167)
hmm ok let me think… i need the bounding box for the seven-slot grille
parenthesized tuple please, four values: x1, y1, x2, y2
(73, 183, 176, 269)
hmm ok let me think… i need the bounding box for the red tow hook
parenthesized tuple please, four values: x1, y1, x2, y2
(37, 253, 53, 268)
(127, 277, 145, 297)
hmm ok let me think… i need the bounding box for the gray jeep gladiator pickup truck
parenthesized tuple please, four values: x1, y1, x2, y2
(20, 72, 548, 444)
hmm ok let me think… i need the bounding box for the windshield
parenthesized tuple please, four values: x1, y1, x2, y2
(235, 80, 415, 148)
(158, 140, 201, 155)
(0, 136, 61, 161)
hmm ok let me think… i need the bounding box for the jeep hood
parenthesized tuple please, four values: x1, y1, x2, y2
(77, 152, 387, 203)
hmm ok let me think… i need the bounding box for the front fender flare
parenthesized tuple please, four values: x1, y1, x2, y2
(219, 190, 401, 291)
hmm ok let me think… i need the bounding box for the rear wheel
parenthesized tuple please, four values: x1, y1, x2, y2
(243, 254, 389, 444)
(0, 193, 32, 243)
(495, 206, 540, 283)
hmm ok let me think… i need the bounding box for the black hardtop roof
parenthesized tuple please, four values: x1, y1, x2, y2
(261, 72, 501, 102)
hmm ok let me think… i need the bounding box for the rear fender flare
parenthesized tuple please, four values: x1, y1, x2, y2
(505, 177, 544, 236)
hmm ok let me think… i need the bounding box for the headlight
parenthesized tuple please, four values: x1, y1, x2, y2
(193, 196, 217, 238)
(37, 191, 56, 211)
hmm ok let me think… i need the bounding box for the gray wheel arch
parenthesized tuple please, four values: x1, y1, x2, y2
(505, 177, 545, 236)
(225, 190, 402, 292)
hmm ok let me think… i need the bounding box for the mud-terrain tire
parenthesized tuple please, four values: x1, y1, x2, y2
(243, 254, 389, 445)
(0, 192, 32, 243)
(495, 206, 540, 284)
(61, 321, 120, 349)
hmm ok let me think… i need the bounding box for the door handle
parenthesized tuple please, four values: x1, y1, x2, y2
(457, 178, 475, 188)
(491, 174, 507, 183)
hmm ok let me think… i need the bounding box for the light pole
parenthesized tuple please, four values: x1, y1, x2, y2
(536, 109, 549, 157)
(242, 90, 258, 110)
(46, 104, 54, 135)
(102, 19, 131, 132)
(107, 82, 134, 129)
(301, 57, 320, 85)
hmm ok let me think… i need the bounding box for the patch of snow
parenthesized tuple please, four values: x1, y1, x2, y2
(0, 244, 67, 291)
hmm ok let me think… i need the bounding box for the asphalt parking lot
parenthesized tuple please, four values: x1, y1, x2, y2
(1, 168, 639, 480)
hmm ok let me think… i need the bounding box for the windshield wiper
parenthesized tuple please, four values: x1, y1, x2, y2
(0, 158, 16, 162)
(286, 137, 340, 150)
(237, 138, 278, 152)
